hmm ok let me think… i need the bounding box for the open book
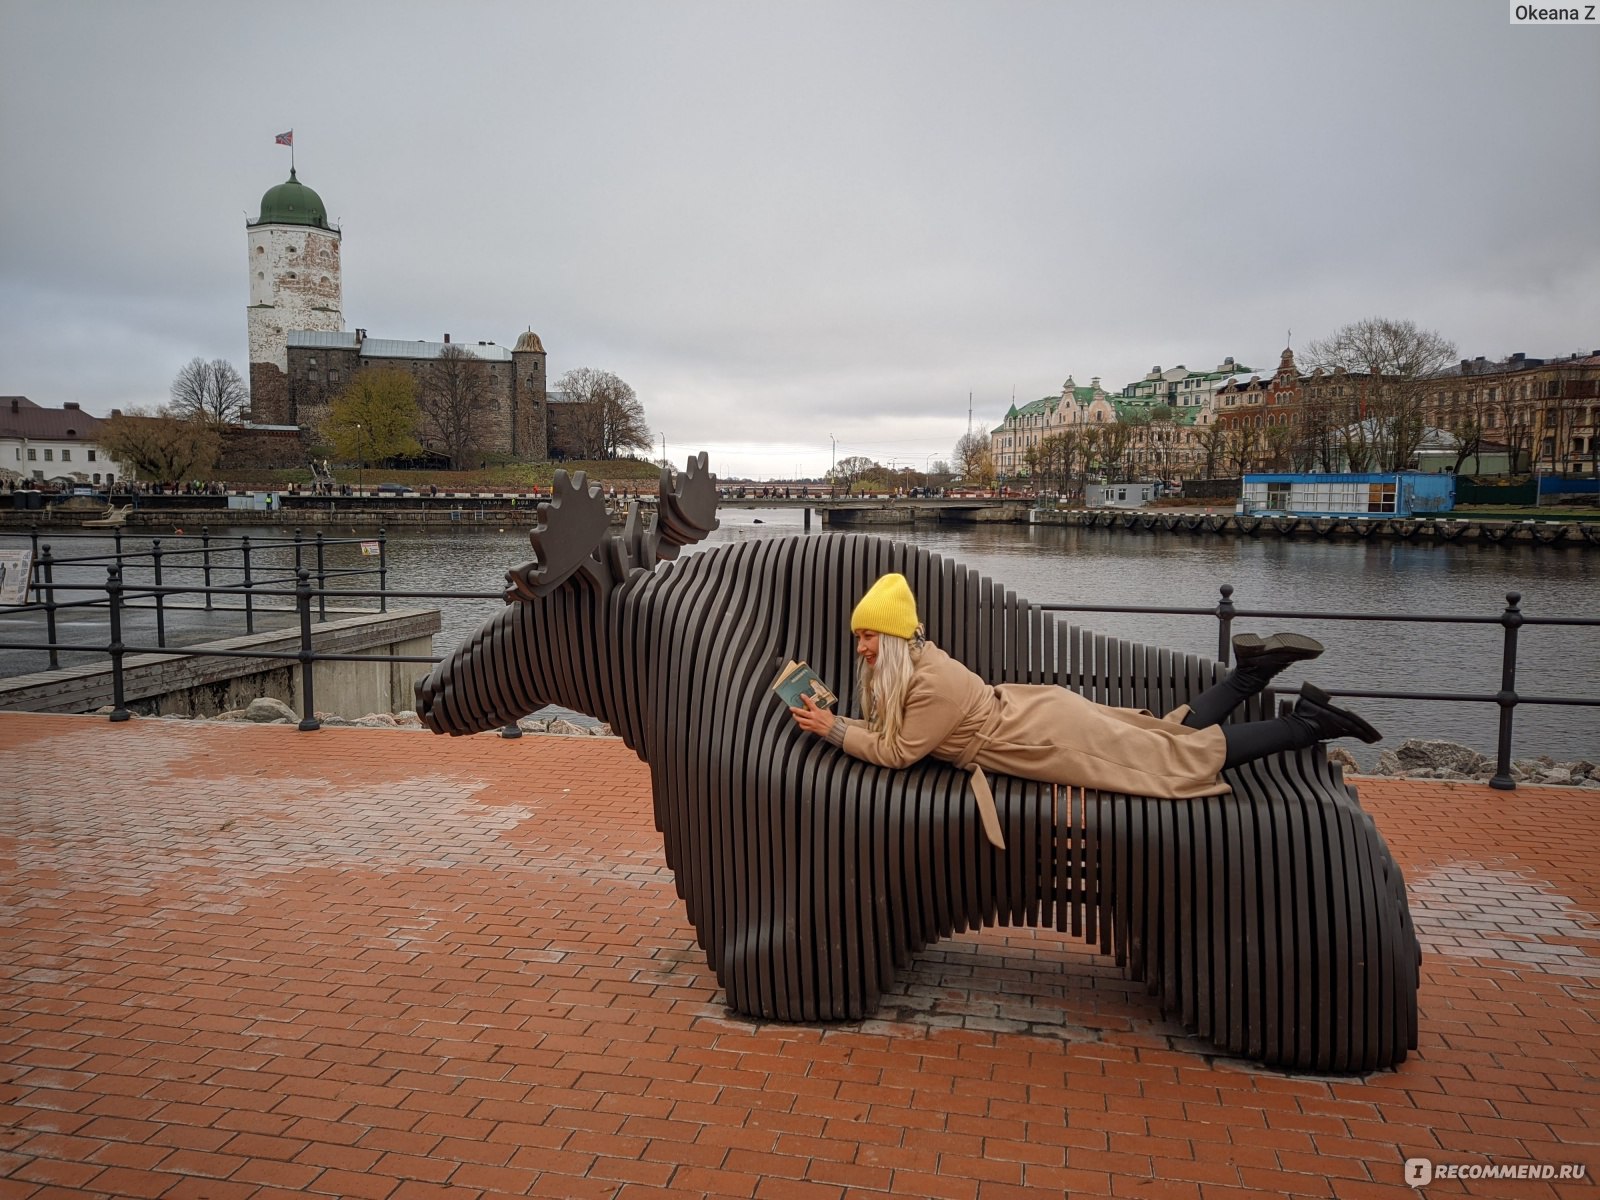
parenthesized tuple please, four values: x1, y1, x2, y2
(773, 659, 838, 710)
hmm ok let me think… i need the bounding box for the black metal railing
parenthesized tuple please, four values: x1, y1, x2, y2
(12, 526, 389, 653)
(2, 533, 1596, 790)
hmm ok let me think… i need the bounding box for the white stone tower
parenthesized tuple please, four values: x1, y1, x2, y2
(246, 168, 344, 424)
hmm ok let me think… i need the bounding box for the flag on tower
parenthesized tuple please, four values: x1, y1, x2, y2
(275, 130, 294, 146)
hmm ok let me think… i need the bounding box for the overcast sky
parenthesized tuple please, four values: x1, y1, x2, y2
(2, 1, 1596, 479)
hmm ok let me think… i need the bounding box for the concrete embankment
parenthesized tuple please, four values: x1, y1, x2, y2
(0, 608, 440, 719)
(0, 500, 567, 530)
(820, 500, 1599, 545)
(1031, 507, 1600, 546)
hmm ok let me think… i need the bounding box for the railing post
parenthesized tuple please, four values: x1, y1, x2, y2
(40, 545, 59, 668)
(378, 526, 388, 612)
(151, 537, 166, 649)
(201, 527, 213, 610)
(293, 528, 304, 575)
(1215, 583, 1235, 665)
(106, 566, 130, 722)
(1490, 592, 1523, 791)
(241, 535, 255, 635)
(295, 569, 321, 732)
(315, 531, 327, 622)
(113, 526, 123, 561)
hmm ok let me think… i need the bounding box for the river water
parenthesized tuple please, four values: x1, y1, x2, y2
(9, 510, 1597, 765)
(374, 506, 1597, 767)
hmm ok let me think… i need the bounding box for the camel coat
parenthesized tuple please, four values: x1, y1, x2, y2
(834, 643, 1227, 850)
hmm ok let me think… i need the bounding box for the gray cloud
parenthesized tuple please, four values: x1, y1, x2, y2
(2, 0, 1596, 478)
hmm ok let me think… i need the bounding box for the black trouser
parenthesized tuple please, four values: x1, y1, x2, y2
(1180, 667, 1314, 768)
(1180, 666, 1273, 732)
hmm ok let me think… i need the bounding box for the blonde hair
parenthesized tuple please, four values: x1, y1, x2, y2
(858, 628, 923, 746)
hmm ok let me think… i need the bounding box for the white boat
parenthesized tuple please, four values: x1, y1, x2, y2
(81, 504, 133, 528)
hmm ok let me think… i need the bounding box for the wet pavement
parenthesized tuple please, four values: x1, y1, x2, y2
(1, 714, 1596, 1198)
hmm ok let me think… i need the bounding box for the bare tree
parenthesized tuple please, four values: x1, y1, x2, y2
(953, 431, 993, 484)
(1539, 385, 1583, 474)
(1305, 318, 1457, 471)
(1084, 421, 1136, 480)
(1026, 430, 1083, 498)
(827, 455, 880, 491)
(1430, 383, 1490, 475)
(170, 358, 249, 424)
(1487, 383, 1531, 476)
(1194, 425, 1226, 480)
(1224, 425, 1263, 476)
(98, 408, 221, 484)
(555, 368, 650, 460)
(418, 345, 494, 468)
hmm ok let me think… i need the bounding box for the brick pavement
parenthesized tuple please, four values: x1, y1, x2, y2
(1, 712, 1595, 1199)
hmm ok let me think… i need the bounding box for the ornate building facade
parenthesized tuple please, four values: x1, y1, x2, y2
(1423, 352, 1600, 474)
(990, 376, 1117, 476)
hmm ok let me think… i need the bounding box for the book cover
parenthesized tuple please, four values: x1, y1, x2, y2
(773, 659, 837, 710)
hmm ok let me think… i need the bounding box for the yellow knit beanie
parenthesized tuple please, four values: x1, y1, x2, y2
(850, 573, 920, 639)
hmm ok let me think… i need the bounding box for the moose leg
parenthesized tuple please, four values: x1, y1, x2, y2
(714, 759, 906, 1023)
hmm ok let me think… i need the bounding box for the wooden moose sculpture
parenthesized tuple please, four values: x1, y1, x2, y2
(416, 453, 1420, 1073)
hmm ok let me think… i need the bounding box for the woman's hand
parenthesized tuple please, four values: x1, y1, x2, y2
(789, 693, 836, 738)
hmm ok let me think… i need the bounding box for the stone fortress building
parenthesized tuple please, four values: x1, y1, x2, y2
(245, 169, 566, 463)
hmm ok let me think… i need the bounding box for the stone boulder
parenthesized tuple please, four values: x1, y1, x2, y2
(1389, 739, 1490, 776)
(1325, 746, 1360, 773)
(243, 697, 297, 723)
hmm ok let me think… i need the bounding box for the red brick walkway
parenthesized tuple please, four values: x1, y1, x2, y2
(1, 713, 1595, 1199)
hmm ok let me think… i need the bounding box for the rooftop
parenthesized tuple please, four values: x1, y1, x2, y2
(3, 712, 1596, 1199)
(0, 397, 106, 443)
(283, 332, 515, 362)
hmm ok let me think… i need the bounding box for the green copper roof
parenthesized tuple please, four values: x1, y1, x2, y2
(252, 168, 331, 229)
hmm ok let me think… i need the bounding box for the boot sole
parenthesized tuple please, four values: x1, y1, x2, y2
(1299, 682, 1383, 744)
(1234, 631, 1325, 662)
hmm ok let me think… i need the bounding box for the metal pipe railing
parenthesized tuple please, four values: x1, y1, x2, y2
(1, 540, 1595, 790)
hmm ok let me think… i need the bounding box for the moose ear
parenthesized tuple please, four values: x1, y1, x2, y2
(504, 470, 611, 601)
(655, 451, 720, 561)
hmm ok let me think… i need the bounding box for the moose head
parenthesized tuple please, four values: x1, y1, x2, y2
(414, 451, 720, 741)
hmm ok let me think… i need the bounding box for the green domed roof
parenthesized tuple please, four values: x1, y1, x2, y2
(253, 168, 330, 228)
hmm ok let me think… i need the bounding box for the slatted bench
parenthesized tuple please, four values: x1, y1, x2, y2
(417, 463, 1421, 1073)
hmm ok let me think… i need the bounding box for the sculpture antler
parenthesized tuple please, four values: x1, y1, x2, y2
(504, 470, 612, 602)
(653, 451, 720, 560)
(507, 455, 722, 601)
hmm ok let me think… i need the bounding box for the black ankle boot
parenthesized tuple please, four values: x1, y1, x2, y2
(1221, 682, 1382, 768)
(1183, 632, 1327, 729)
(1290, 682, 1382, 744)
(1232, 632, 1325, 684)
